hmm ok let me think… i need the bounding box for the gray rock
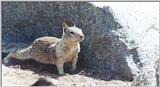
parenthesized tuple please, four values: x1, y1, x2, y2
(2, 1, 134, 83)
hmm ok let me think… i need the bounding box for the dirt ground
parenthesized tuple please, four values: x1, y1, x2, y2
(2, 59, 132, 86)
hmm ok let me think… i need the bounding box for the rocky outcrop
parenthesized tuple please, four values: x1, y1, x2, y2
(2, 1, 133, 82)
(2, 2, 159, 86)
(97, 3, 159, 86)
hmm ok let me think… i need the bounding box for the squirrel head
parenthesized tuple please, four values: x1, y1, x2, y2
(62, 21, 84, 42)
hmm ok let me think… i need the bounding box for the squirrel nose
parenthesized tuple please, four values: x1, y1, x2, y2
(80, 36, 84, 39)
(80, 36, 84, 40)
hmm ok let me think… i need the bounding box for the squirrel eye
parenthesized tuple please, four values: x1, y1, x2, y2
(70, 31, 74, 34)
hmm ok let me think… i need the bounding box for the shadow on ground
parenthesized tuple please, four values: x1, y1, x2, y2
(2, 54, 86, 79)
(2, 55, 133, 84)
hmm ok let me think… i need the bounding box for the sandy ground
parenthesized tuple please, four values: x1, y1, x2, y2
(2, 64, 131, 86)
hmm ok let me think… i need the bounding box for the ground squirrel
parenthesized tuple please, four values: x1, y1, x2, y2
(3, 21, 84, 75)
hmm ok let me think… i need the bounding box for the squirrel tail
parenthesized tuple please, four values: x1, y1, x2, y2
(3, 46, 33, 64)
(12, 46, 33, 60)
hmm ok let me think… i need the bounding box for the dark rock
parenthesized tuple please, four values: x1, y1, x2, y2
(32, 77, 54, 86)
(2, 1, 133, 82)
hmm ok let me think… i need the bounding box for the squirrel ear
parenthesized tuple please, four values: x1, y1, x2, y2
(63, 22, 69, 28)
(63, 27, 67, 33)
(63, 22, 68, 32)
